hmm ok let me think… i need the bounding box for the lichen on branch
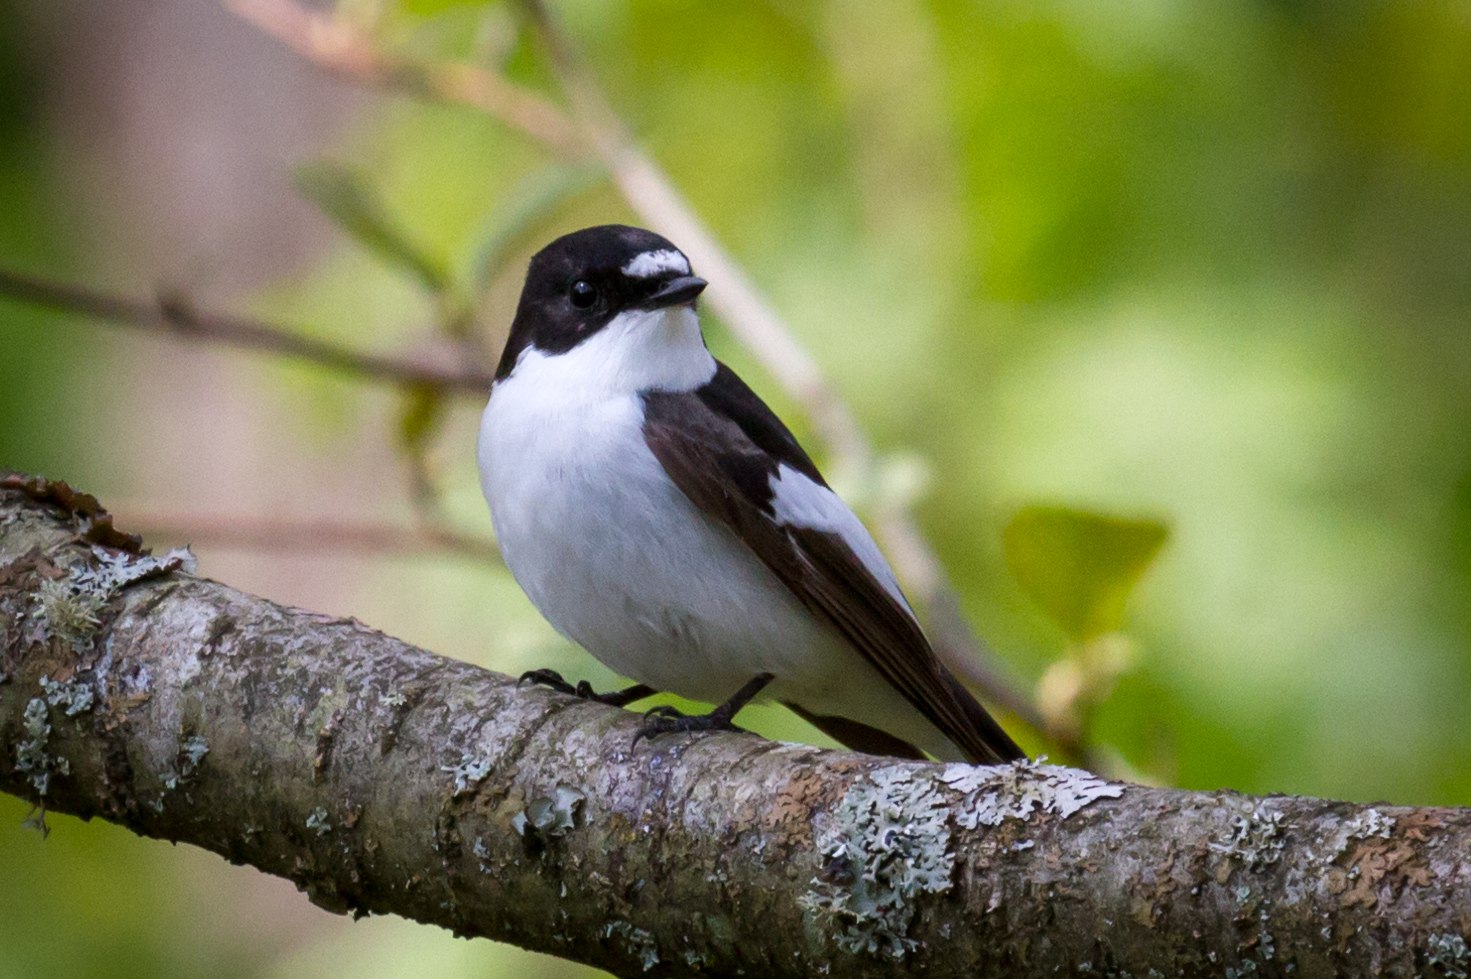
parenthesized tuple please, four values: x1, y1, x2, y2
(2, 478, 1470, 978)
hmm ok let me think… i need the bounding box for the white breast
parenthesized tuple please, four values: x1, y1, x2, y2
(477, 308, 964, 759)
(479, 370, 811, 698)
(479, 308, 799, 695)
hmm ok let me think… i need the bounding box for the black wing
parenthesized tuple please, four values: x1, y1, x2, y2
(641, 364, 1023, 764)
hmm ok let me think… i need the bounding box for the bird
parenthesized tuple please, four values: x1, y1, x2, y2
(477, 224, 1024, 765)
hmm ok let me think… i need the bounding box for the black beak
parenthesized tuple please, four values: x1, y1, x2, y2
(643, 275, 707, 310)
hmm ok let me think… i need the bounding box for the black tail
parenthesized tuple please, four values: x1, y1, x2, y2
(940, 670, 1026, 764)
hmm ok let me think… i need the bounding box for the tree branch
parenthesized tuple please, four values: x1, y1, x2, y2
(110, 507, 503, 566)
(0, 266, 495, 392)
(226, 0, 583, 154)
(3, 476, 1468, 978)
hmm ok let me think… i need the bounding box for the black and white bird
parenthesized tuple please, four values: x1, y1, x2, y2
(478, 225, 1023, 765)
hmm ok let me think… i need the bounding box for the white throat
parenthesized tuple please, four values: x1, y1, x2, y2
(502, 305, 715, 399)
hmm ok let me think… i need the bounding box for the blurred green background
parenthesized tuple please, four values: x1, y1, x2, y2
(2, 0, 1470, 976)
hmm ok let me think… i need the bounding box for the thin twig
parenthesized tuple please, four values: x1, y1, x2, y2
(513, 0, 870, 468)
(116, 508, 503, 566)
(226, 0, 583, 155)
(0, 266, 495, 393)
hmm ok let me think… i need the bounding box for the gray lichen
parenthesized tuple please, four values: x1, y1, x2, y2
(306, 806, 332, 836)
(1342, 807, 1395, 839)
(1211, 799, 1286, 871)
(163, 735, 210, 790)
(443, 755, 493, 797)
(603, 920, 660, 972)
(70, 547, 192, 594)
(14, 696, 67, 796)
(1428, 933, 1471, 978)
(511, 785, 585, 840)
(33, 547, 191, 652)
(1326, 806, 1396, 856)
(181, 735, 210, 770)
(941, 759, 1124, 829)
(803, 765, 955, 958)
(39, 674, 95, 716)
(1256, 910, 1276, 961)
(1079, 964, 1167, 979)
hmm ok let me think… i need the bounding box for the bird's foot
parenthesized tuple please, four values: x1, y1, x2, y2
(518, 668, 577, 695)
(517, 669, 655, 708)
(632, 704, 743, 746)
(632, 673, 774, 749)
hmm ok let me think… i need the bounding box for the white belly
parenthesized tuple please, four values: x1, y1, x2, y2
(479, 383, 829, 700)
(478, 349, 962, 760)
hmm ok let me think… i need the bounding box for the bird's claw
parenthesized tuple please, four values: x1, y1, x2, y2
(519, 670, 656, 708)
(632, 704, 738, 749)
(518, 668, 577, 696)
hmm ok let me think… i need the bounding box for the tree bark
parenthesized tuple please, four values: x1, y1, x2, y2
(1, 477, 1469, 979)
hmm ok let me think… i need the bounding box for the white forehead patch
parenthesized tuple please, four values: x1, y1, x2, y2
(621, 249, 691, 279)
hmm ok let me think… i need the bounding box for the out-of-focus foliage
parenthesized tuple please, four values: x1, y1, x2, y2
(294, 161, 451, 296)
(1004, 505, 1168, 644)
(1005, 505, 1168, 745)
(2, 0, 1470, 976)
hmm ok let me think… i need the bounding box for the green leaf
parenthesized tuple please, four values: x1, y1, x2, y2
(396, 382, 447, 454)
(396, 382, 448, 505)
(463, 162, 605, 296)
(397, 0, 497, 16)
(1003, 505, 1169, 643)
(294, 161, 449, 295)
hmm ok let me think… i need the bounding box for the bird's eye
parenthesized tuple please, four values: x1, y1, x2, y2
(568, 280, 597, 309)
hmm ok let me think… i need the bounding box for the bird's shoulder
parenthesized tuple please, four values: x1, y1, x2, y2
(640, 360, 826, 508)
(639, 361, 910, 610)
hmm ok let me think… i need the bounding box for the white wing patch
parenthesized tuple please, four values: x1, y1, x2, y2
(766, 464, 911, 610)
(622, 249, 691, 279)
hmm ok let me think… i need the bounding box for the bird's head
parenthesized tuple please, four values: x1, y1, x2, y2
(495, 225, 710, 391)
